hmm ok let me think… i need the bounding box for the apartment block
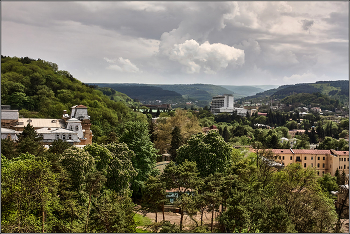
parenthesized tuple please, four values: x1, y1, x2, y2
(257, 149, 349, 177)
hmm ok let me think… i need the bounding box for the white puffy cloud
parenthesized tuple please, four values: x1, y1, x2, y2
(104, 57, 141, 73)
(165, 39, 244, 74)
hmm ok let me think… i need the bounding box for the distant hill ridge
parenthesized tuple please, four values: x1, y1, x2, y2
(239, 80, 349, 104)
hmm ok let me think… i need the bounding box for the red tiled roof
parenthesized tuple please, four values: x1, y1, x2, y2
(335, 151, 349, 156)
(76, 105, 87, 108)
(209, 125, 218, 129)
(292, 149, 331, 154)
(270, 149, 292, 154)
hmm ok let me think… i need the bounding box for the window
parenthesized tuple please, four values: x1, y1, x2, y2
(339, 158, 341, 162)
(322, 171, 324, 175)
(323, 157, 325, 160)
(62, 134, 66, 140)
(317, 163, 320, 168)
(339, 166, 341, 169)
(68, 134, 72, 140)
(290, 156, 292, 160)
(75, 126, 79, 131)
(304, 156, 307, 160)
(283, 156, 284, 160)
(318, 157, 320, 160)
(317, 171, 319, 175)
(348, 158, 349, 161)
(322, 163, 325, 168)
(304, 163, 306, 167)
(56, 134, 59, 140)
(311, 157, 313, 160)
(279, 156, 281, 159)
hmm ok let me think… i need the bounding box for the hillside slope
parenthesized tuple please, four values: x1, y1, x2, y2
(1, 56, 145, 141)
(238, 80, 349, 105)
(89, 83, 185, 103)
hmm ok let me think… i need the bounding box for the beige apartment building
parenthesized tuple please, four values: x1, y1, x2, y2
(257, 149, 349, 177)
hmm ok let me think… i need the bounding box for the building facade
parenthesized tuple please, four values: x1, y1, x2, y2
(210, 94, 234, 113)
(1, 105, 93, 146)
(258, 148, 349, 177)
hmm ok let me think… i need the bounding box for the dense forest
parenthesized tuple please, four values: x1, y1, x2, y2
(1, 56, 146, 143)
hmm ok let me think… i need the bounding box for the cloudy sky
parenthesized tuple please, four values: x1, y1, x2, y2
(2, 1, 349, 85)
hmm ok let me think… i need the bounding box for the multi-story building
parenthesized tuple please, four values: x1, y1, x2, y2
(1, 105, 93, 146)
(255, 149, 349, 177)
(210, 94, 234, 113)
(210, 94, 257, 116)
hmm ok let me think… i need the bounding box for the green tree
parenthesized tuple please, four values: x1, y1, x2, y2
(293, 134, 310, 149)
(84, 171, 107, 232)
(59, 147, 95, 192)
(176, 131, 232, 177)
(223, 126, 230, 142)
(202, 173, 223, 232)
(272, 164, 337, 233)
(1, 137, 17, 159)
(48, 139, 72, 154)
(169, 126, 183, 161)
(16, 123, 44, 156)
(1, 154, 58, 233)
(89, 190, 136, 233)
(318, 173, 339, 195)
(142, 175, 166, 222)
(120, 121, 159, 197)
(162, 160, 199, 231)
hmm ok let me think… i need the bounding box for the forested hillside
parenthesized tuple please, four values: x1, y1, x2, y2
(239, 80, 349, 105)
(1, 56, 146, 142)
(90, 83, 236, 107)
(90, 83, 185, 103)
(154, 83, 233, 100)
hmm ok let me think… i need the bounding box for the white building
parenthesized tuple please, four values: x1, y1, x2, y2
(1, 128, 19, 141)
(211, 94, 234, 113)
(1, 105, 93, 146)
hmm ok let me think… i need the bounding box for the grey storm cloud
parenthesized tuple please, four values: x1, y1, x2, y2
(301, 19, 314, 31)
(1, 1, 348, 85)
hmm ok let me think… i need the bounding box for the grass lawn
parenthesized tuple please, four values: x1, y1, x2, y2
(134, 213, 153, 233)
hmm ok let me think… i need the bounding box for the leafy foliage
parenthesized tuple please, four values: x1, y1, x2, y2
(1, 56, 146, 141)
(176, 131, 232, 177)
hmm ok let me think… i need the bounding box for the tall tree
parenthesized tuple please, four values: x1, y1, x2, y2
(169, 126, 183, 161)
(16, 123, 44, 156)
(84, 171, 106, 232)
(142, 175, 166, 222)
(120, 121, 159, 198)
(222, 126, 230, 142)
(161, 160, 199, 231)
